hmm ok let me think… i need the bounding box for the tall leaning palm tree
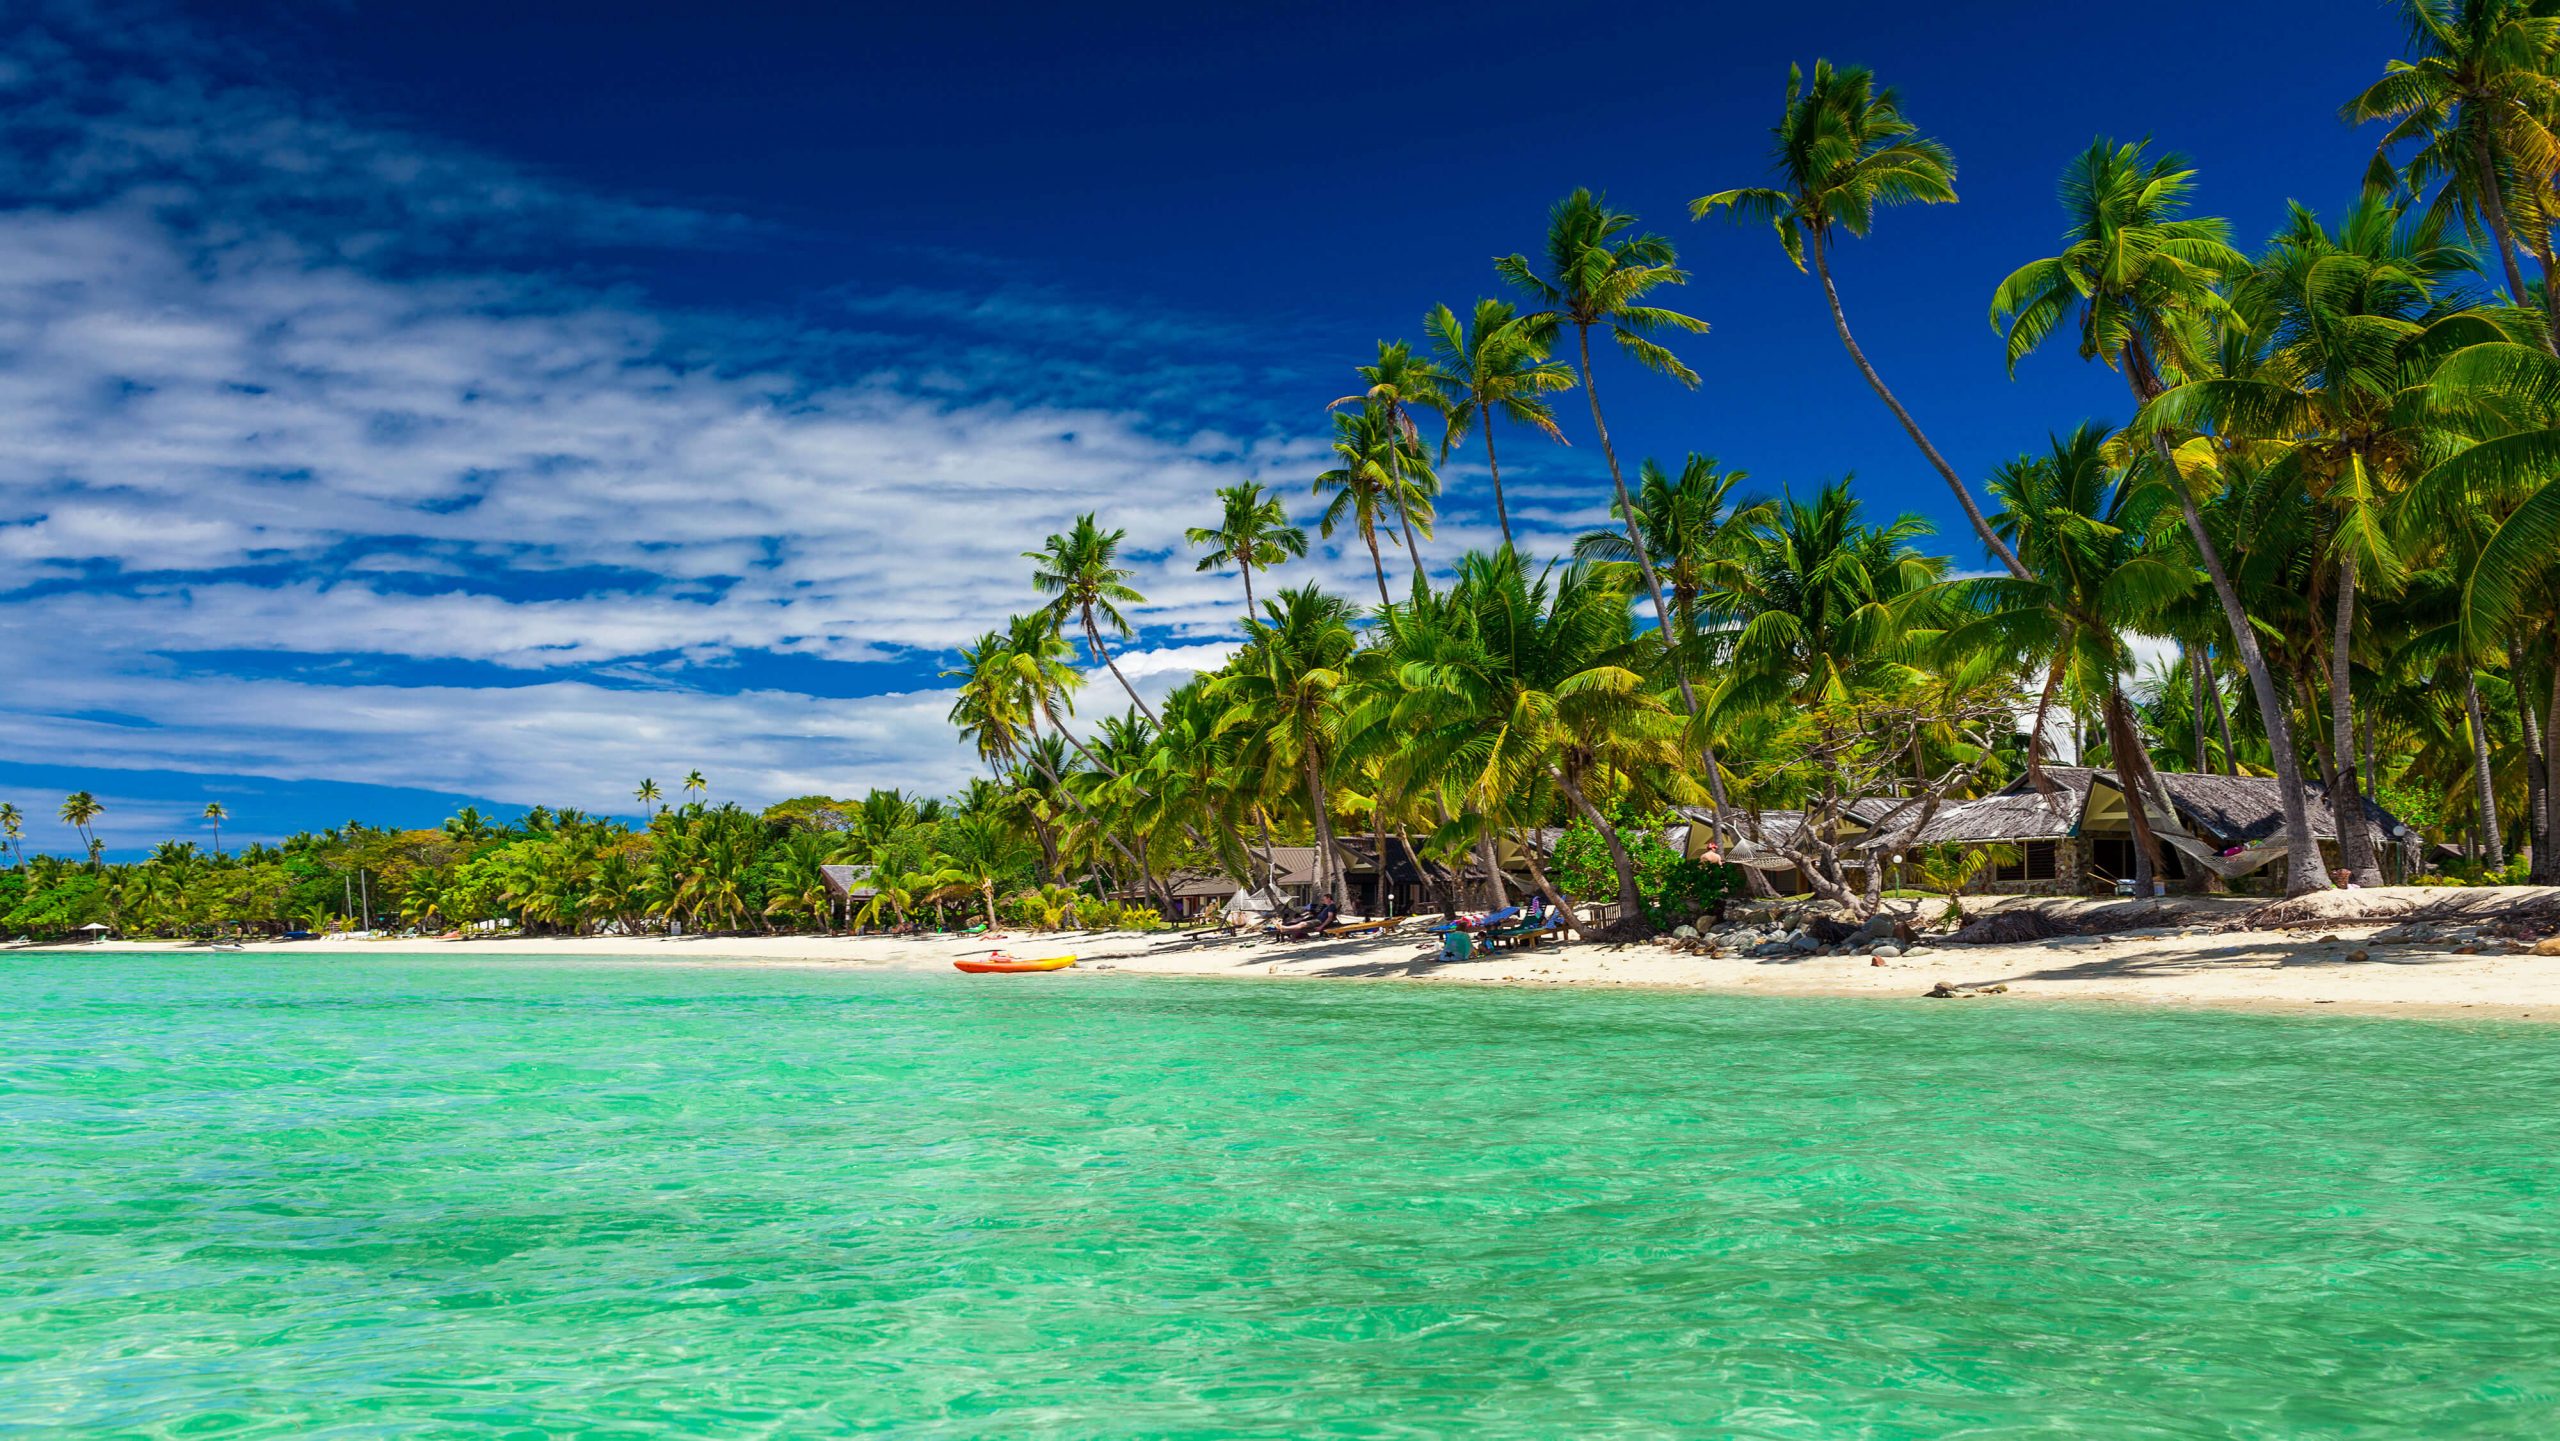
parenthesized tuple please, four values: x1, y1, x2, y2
(1422, 299, 1575, 550)
(1500, 191, 1769, 861)
(1993, 137, 2333, 898)
(634, 778, 662, 815)
(1694, 60, 2028, 583)
(2345, 0, 2560, 334)
(1498, 188, 1714, 693)
(1026, 513, 1159, 725)
(0, 802, 21, 866)
(1331, 341, 1447, 585)
(1313, 403, 1436, 607)
(203, 802, 227, 858)
(1186, 481, 1308, 627)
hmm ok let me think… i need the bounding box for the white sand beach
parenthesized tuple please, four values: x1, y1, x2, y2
(29, 887, 2560, 1021)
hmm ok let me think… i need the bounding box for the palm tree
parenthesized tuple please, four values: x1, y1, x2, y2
(2345, 0, 2560, 331)
(1313, 403, 1436, 607)
(1213, 585, 1360, 908)
(1694, 61, 2027, 582)
(682, 770, 708, 805)
(1027, 513, 1160, 725)
(1499, 188, 1715, 693)
(1185, 481, 1308, 626)
(1946, 426, 2193, 893)
(0, 802, 19, 866)
(1422, 299, 1574, 549)
(1429, 551, 1694, 934)
(1572, 454, 1774, 640)
(1995, 137, 2333, 897)
(203, 802, 228, 858)
(634, 778, 663, 814)
(59, 792, 103, 861)
(1331, 340, 1448, 584)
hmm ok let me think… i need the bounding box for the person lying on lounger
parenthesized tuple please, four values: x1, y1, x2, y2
(1263, 898, 1339, 940)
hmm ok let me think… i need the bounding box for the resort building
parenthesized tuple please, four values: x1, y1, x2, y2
(1901, 766, 2413, 895)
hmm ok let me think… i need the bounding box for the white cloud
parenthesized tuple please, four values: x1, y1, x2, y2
(0, 4, 1629, 818)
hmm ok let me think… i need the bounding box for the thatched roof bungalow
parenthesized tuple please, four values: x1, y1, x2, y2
(1893, 766, 2412, 895)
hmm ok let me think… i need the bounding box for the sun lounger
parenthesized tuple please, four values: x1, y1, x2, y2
(1318, 916, 1406, 939)
(1428, 906, 1519, 936)
(1482, 915, 1566, 951)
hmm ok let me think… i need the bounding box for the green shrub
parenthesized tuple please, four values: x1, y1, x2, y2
(1551, 812, 1734, 928)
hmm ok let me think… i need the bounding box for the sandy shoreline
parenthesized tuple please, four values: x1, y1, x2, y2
(18, 909, 2560, 1021)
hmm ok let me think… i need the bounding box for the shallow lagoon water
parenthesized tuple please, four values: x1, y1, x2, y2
(1, 953, 2555, 1437)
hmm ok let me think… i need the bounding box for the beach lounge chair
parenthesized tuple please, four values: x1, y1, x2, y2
(1482, 914, 1566, 952)
(1319, 915, 1406, 939)
(1428, 906, 1519, 937)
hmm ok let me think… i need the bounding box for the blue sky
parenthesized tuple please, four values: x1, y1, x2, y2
(0, 0, 2403, 858)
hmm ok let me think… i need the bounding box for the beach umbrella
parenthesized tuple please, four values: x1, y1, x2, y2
(78, 922, 111, 943)
(1222, 887, 1283, 921)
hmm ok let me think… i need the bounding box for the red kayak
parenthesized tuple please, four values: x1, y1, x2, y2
(953, 954, 1076, 974)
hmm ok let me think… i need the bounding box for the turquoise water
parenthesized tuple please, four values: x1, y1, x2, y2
(1, 958, 2555, 1438)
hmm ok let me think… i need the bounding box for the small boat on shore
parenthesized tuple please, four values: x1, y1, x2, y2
(953, 955, 1075, 974)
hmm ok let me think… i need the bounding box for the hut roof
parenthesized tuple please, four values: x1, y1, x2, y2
(2133, 770, 2405, 847)
(1335, 836, 1454, 885)
(1245, 846, 1325, 888)
(1905, 790, 2079, 845)
(819, 864, 877, 901)
(1161, 868, 1244, 899)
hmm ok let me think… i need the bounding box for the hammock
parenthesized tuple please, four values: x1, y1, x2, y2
(2158, 831, 2292, 879)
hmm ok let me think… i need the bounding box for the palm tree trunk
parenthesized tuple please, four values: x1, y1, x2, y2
(1239, 555, 1258, 630)
(2209, 646, 2239, 774)
(1384, 426, 1428, 593)
(1084, 614, 1160, 726)
(2187, 644, 2208, 772)
(1309, 758, 1351, 911)
(1514, 827, 1584, 938)
(1476, 825, 1509, 908)
(2540, 656, 2560, 885)
(2463, 669, 2505, 870)
(1364, 524, 1392, 609)
(2468, 126, 2544, 347)
(1574, 324, 1696, 708)
(2124, 338, 2326, 894)
(1478, 405, 1515, 550)
(1370, 786, 1391, 917)
(2523, 691, 2550, 881)
(1572, 321, 1757, 882)
(1555, 766, 1646, 934)
(1808, 238, 2030, 582)
(2329, 557, 2383, 886)
(2102, 685, 2170, 896)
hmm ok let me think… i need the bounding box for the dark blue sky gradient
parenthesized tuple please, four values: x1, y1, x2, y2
(214, 0, 2399, 553)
